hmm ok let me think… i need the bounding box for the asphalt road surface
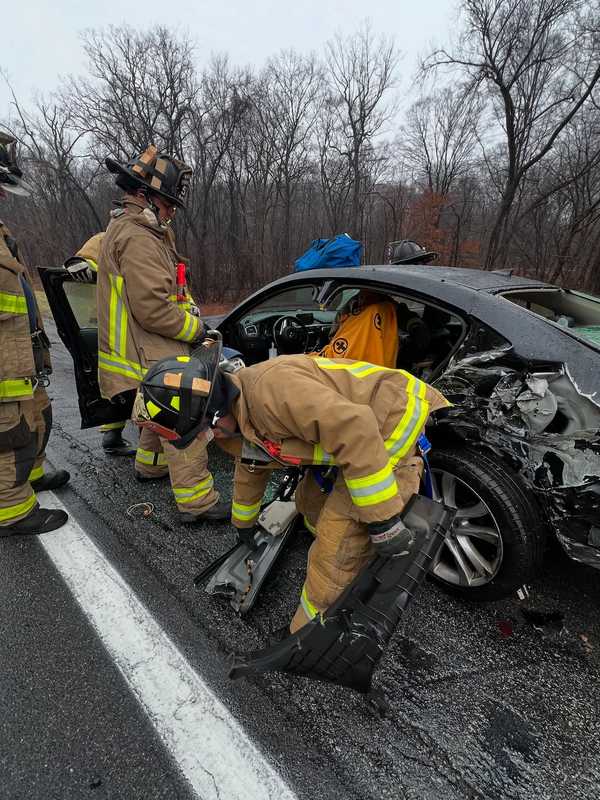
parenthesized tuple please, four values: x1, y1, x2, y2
(2, 321, 599, 800)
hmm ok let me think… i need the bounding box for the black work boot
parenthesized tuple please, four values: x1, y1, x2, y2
(0, 507, 68, 537)
(102, 429, 136, 457)
(30, 469, 71, 492)
(179, 501, 231, 524)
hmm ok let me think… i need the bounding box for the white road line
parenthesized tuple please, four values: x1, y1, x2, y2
(39, 493, 298, 800)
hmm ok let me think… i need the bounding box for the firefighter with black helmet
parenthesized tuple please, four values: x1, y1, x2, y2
(135, 341, 450, 632)
(0, 131, 70, 536)
(97, 145, 228, 521)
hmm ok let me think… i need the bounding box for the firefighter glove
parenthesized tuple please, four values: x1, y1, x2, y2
(66, 260, 95, 283)
(367, 513, 415, 558)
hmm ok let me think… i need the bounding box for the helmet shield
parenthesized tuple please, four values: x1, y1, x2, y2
(0, 132, 33, 197)
(106, 144, 192, 208)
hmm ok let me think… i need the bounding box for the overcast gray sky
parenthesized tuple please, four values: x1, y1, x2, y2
(3, 0, 457, 111)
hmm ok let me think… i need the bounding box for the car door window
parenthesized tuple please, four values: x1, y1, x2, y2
(63, 282, 98, 328)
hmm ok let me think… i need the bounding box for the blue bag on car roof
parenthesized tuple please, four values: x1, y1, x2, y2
(294, 233, 362, 272)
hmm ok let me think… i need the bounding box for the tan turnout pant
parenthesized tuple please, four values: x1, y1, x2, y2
(291, 456, 423, 633)
(0, 386, 52, 526)
(134, 426, 219, 515)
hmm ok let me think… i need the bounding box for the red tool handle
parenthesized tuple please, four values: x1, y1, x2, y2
(176, 262, 187, 303)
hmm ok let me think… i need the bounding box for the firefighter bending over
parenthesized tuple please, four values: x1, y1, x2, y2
(97, 145, 228, 521)
(136, 346, 450, 631)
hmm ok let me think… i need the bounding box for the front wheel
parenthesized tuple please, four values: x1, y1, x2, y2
(427, 446, 547, 601)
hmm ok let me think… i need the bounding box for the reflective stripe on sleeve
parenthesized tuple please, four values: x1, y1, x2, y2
(174, 312, 200, 343)
(135, 448, 167, 467)
(0, 291, 27, 315)
(345, 461, 398, 507)
(385, 374, 430, 465)
(28, 466, 44, 482)
(312, 443, 335, 465)
(232, 500, 261, 524)
(303, 516, 317, 536)
(0, 491, 37, 523)
(173, 476, 214, 503)
(0, 378, 34, 400)
(86, 259, 98, 272)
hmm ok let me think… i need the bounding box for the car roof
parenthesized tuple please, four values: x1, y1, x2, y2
(360, 265, 555, 293)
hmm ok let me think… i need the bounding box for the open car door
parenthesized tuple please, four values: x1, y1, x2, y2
(40, 267, 133, 428)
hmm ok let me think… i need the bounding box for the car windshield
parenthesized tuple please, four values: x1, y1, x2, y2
(500, 288, 600, 349)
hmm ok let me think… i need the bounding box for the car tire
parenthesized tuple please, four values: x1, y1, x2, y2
(427, 446, 547, 601)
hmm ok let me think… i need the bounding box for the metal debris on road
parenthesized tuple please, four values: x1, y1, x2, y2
(126, 502, 155, 519)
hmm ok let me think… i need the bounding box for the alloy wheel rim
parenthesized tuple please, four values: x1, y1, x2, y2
(430, 469, 503, 587)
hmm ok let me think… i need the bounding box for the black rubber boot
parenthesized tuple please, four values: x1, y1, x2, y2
(179, 501, 231, 524)
(102, 429, 136, 457)
(0, 507, 68, 537)
(30, 469, 71, 492)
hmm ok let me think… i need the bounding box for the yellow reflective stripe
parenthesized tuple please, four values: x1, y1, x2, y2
(146, 400, 161, 418)
(98, 351, 144, 382)
(86, 259, 98, 272)
(345, 461, 398, 507)
(300, 586, 320, 621)
(0, 491, 37, 523)
(29, 466, 44, 482)
(314, 357, 394, 379)
(99, 421, 126, 431)
(385, 375, 430, 465)
(0, 378, 34, 400)
(135, 448, 167, 466)
(0, 291, 27, 314)
(173, 475, 214, 503)
(313, 443, 335, 465)
(108, 274, 127, 357)
(168, 294, 191, 312)
(303, 516, 317, 536)
(232, 500, 261, 522)
(174, 311, 200, 343)
(170, 396, 180, 410)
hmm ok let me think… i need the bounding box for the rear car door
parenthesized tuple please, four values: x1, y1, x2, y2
(40, 268, 133, 428)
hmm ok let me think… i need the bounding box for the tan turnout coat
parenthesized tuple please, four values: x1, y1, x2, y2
(0, 221, 49, 404)
(224, 354, 450, 526)
(97, 197, 201, 399)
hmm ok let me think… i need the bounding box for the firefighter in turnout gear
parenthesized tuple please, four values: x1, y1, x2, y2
(64, 232, 135, 456)
(137, 346, 450, 631)
(98, 145, 228, 521)
(0, 131, 70, 536)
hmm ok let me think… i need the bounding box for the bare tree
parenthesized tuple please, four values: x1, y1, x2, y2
(425, 0, 600, 268)
(323, 22, 399, 236)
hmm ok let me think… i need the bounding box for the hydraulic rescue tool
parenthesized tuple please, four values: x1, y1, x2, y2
(229, 493, 455, 692)
(194, 470, 300, 614)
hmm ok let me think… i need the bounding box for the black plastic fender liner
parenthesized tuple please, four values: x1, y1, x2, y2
(228, 494, 456, 691)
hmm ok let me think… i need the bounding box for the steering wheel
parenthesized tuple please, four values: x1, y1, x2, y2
(272, 315, 309, 353)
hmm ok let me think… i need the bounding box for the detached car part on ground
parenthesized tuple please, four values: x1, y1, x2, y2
(42, 264, 600, 602)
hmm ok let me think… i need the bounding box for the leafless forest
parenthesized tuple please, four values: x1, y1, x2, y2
(2, 0, 600, 301)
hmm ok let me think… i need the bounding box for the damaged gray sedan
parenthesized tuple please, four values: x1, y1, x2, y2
(219, 265, 600, 600)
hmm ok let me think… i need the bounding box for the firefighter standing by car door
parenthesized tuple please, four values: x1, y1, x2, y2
(97, 145, 228, 521)
(0, 131, 70, 536)
(65, 232, 135, 457)
(136, 348, 450, 631)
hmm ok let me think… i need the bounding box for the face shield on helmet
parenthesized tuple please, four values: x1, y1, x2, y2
(105, 144, 192, 209)
(0, 132, 33, 197)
